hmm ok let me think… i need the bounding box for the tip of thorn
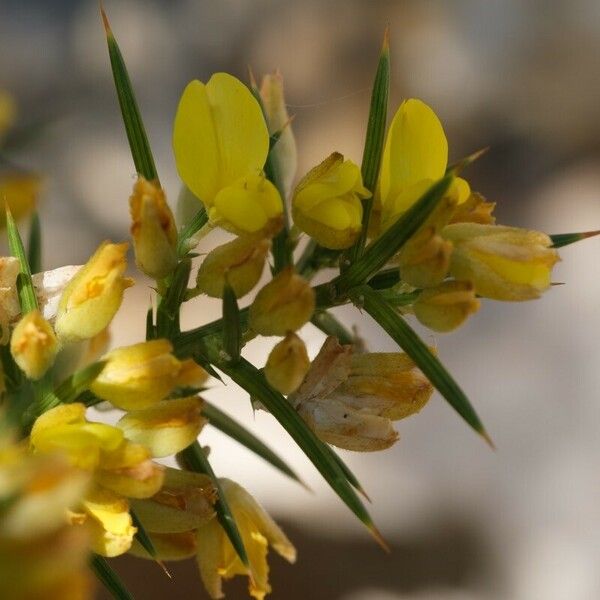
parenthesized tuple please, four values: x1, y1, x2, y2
(358, 486, 372, 503)
(480, 429, 496, 450)
(100, 5, 111, 35)
(370, 524, 391, 553)
(583, 230, 600, 239)
(382, 25, 390, 52)
(157, 560, 172, 579)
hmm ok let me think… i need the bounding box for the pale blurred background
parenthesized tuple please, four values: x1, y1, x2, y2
(2, 0, 600, 598)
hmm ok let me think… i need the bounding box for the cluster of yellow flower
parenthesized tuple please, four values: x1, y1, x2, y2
(0, 17, 589, 600)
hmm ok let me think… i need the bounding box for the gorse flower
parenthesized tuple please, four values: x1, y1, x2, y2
(195, 479, 296, 600)
(173, 74, 283, 236)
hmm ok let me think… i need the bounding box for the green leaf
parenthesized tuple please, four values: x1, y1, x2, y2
(91, 554, 134, 600)
(222, 283, 241, 363)
(53, 361, 107, 405)
(354, 285, 492, 446)
(202, 400, 305, 486)
(145, 302, 155, 340)
(217, 357, 386, 547)
(550, 230, 600, 248)
(5, 208, 37, 313)
(27, 212, 41, 274)
(178, 441, 250, 569)
(102, 8, 158, 182)
(335, 173, 454, 294)
(177, 206, 208, 258)
(348, 28, 390, 261)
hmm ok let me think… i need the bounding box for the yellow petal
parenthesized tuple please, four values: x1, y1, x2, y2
(173, 74, 269, 205)
(117, 397, 206, 458)
(82, 487, 136, 557)
(379, 99, 448, 207)
(96, 458, 165, 499)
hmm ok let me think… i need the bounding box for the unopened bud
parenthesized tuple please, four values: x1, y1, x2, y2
(55, 241, 133, 343)
(292, 153, 370, 249)
(413, 280, 480, 332)
(129, 177, 178, 279)
(249, 267, 315, 336)
(10, 309, 58, 380)
(196, 235, 270, 298)
(264, 332, 310, 395)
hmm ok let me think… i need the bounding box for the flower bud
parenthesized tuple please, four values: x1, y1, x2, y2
(90, 340, 184, 410)
(413, 280, 480, 332)
(211, 173, 283, 237)
(10, 310, 58, 380)
(54, 241, 133, 343)
(260, 71, 297, 198)
(264, 332, 310, 395)
(130, 467, 216, 535)
(117, 397, 206, 458)
(249, 267, 315, 336)
(292, 152, 370, 249)
(442, 223, 560, 301)
(196, 235, 270, 298)
(129, 177, 178, 279)
(396, 195, 456, 288)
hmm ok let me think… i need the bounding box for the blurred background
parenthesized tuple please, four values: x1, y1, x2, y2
(2, 0, 600, 598)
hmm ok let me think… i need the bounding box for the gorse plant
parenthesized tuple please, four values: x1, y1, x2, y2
(0, 11, 597, 600)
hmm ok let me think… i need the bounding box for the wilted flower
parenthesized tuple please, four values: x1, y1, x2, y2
(377, 99, 470, 232)
(292, 153, 370, 249)
(249, 268, 315, 336)
(264, 332, 310, 395)
(413, 280, 480, 332)
(10, 309, 58, 380)
(196, 235, 270, 299)
(90, 339, 186, 410)
(196, 478, 296, 600)
(173, 74, 283, 235)
(290, 337, 433, 451)
(442, 223, 560, 301)
(54, 242, 133, 343)
(129, 177, 178, 279)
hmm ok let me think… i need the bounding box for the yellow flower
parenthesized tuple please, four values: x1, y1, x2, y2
(264, 332, 310, 395)
(442, 223, 560, 301)
(0, 174, 41, 227)
(10, 310, 58, 380)
(377, 99, 470, 231)
(249, 267, 315, 336)
(196, 478, 296, 600)
(30, 403, 165, 557)
(173, 74, 283, 235)
(90, 339, 184, 410)
(54, 242, 133, 343)
(292, 152, 370, 249)
(450, 192, 496, 225)
(196, 235, 271, 299)
(259, 72, 297, 198)
(0, 449, 94, 600)
(129, 177, 178, 279)
(413, 280, 480, 332)
(290, 337, 433, 451)
(117, 396, 206, 458)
